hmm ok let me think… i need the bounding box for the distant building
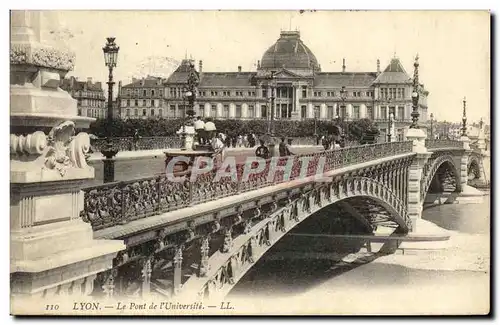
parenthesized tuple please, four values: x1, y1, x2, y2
(60, 76, 106, 118)
(118, 30, 430, 141)
(118, 77, 166, 119)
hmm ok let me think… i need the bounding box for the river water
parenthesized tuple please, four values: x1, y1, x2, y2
(228, 193, 490, 315)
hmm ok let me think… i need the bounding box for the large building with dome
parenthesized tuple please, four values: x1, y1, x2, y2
(118, 30, 429, 141)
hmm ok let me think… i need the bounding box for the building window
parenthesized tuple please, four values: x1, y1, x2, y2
(380, 106, 387, 119)
(313, 91, 321, 97)
(235, 91, 243, 97)
(143, 109, 147, 116)
(366, 106, 373, 119)
(248, 91, 256, 97)
(170, 105, 176, 118)
(261, 105, 267, 118)
(301, 105, 307, 119)
(135, 99, 139, 106)
(142, 99, 146, 106)
(150, 108, 154, 116)
(353, 106, 360, 119)
(262, 88, 268, 98)
(326, 91, 335, 97)
(223, 105, 229, 118)
(126, 109, 130, 116)
(126, 99, 130, 106)
(389, 106, 396, 118)
(134, 109, 138, 116)
(248, 105, 254, 118)
(235, 105, 242, 118)
(159, 89, 163, 97)
(77, 108, 82, 116)
(398, 106, 405, 120)
(143, 89, 147, 96)
(151, 90, 155, 96)
(302, 86, 307, 98)
(159, 109, 163, 117)
(211, 104, 217, 117)
(327, 106, 334, 119)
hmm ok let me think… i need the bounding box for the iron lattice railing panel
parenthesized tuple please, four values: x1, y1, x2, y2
(425, 139, 463, 150)
(81, 141, 414, 231)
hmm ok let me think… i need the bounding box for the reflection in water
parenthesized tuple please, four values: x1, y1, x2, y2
(229, 194, 490, 314)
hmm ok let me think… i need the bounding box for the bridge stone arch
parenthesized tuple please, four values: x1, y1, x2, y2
(468, 154, 482, 180)
(178, 176, 409, 301)
(421, 152, 462, 202)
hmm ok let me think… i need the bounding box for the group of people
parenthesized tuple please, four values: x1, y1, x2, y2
(192, 116, 299, 164)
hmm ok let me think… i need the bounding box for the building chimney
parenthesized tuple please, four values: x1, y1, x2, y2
(342, 58, 346, 73)
(118, 81, 122, 94)
(238, 66, 242, 72)
(87, 77, 92, 84)
(70, 76, 75, 88)
(199, 60, 203, 73)
(377, 59, 381, 74)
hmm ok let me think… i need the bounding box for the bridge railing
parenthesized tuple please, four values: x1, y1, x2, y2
(90, 136, 319, 152)
(81, 141, 413, 231)
(91, 136, 182, 152)
(425, 139, 463, 150)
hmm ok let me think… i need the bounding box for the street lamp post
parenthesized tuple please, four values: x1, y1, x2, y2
(339, 86, 348, 143)
(101, 37, 119, 183)
(266, 70, 277, 136)
(387, 112, 394, 142)
(410, 55, 420, 129)
(181, 61, 198, 150)
(461, 96, 467, 137)
(430, 113, 434, 139)
(313, 106, 318, 137)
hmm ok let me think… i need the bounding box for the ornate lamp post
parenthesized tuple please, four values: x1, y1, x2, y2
(479, 117, 484, 130)
(266, 70, 277, 135)
(410, 55, 420, 129)
(181, 61, 198, 150)
(339, 86, 348, 142)
(430, 113, 434, 139)
(461, 96, 467, 137)
(101, 37, 119, 183)
(387, 112, 394, 142)
(313, 106, 319, 137)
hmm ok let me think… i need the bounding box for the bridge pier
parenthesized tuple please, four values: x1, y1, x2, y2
(405, 128, 431, 232)
(10, 11, 124, 305)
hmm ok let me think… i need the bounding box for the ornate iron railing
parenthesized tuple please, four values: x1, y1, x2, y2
(91, 136, 182, 152)
(90, 136, 321, 152)
(81, 141, 413, 231)
(425, 139, 463, 150)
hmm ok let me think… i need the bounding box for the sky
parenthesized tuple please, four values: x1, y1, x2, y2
(47, 10, 490, 124)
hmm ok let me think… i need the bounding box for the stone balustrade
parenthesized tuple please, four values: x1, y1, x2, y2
(81, 141, 413, 231)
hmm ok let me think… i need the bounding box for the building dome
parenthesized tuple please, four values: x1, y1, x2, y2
(260, 31, 320, 70)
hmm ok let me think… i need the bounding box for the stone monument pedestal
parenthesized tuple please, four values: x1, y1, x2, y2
(10, 11, 124, 306)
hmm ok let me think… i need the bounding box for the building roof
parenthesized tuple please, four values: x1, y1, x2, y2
(373, 58, 412, 84)
(314, 72, 378, 88)
(60, 77, 103, 92)
(165, 59, 200, 84)
(260, 31, 320, 70)
(122, 76, 165, 88)
(199, 72, 256, 88)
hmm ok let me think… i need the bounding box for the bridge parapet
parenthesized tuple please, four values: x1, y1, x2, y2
(425, 139, 463, 150)
(81, 141, 413, 231)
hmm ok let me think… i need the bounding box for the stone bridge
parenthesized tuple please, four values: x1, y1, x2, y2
(71, 137, 486, 301)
